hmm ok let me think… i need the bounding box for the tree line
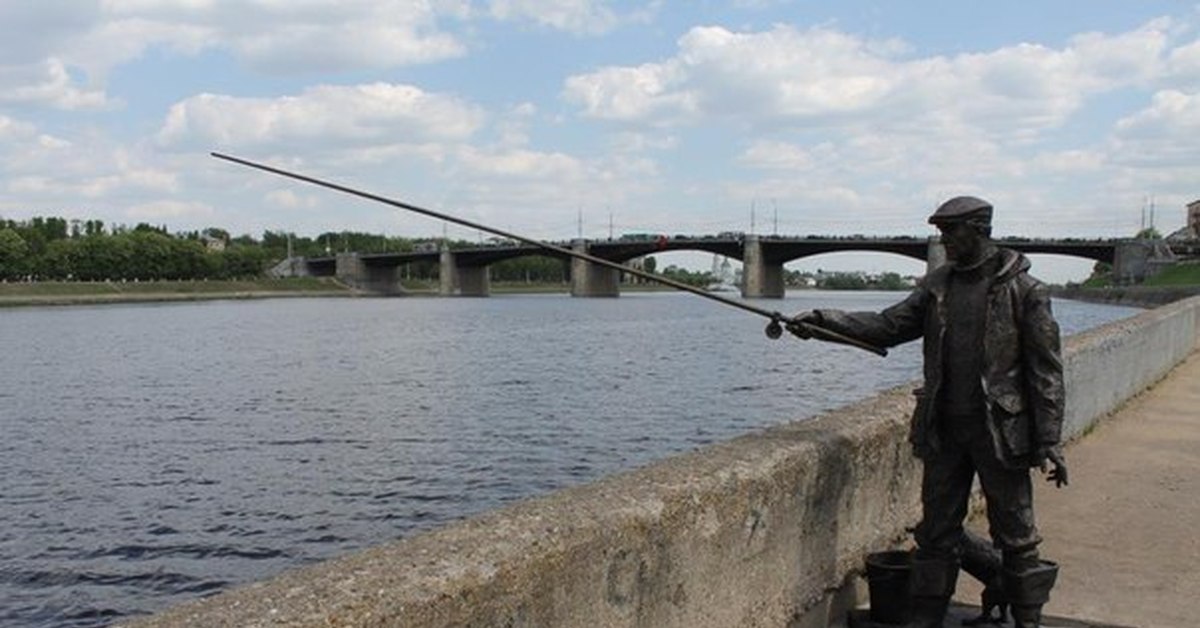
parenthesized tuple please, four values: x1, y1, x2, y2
(0, 215, 719, 285)
(0, 217, 273, 281)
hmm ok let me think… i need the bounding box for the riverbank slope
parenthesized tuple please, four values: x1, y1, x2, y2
(1052, 284, 1200, 307)
(0, 277, 355, 307)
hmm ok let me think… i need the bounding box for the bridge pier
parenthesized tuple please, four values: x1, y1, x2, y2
(336, 253, 404, 294)
(268, 256, 311, 278)
(570, 239, 619, 297)
(741, 235, 785, 298)
(439, 247, 491, 296)
(1113, 238, 1176, 284)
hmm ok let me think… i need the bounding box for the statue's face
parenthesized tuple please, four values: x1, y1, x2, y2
(938, 221, 985, 263)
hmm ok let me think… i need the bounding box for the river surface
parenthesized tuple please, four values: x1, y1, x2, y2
(0, 291, 1141, 627)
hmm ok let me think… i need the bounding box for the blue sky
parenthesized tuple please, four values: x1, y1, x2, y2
(2, 1, 1199, 282)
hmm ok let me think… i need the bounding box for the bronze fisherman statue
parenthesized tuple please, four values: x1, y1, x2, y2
(790, 197, 1069, 628)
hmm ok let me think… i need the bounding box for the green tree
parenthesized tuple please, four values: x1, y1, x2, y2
(41, 239, 78, 279)
(1135, 227, 1161, 239)
(0, 228, 29, 280)
(219, 244, 271, 278)
(875, 272, 908, 290)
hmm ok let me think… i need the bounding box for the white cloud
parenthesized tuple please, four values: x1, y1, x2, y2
(0, 114, 38, 141)
(487, 0, 624, 35)
(609, 131, 677, 152)
(738, 140, 814, 171)
(456, 145, 584, 179)
(0, 2, 471, 109)
(99, 0, 467, 73)
(563, 61, 698, 123)
(0, 2, 102, 65)
(563, 20, 1182, 140)
(1111, 89, 1200, 166)
(266, 189, 320, 209)
(1166, 38, 1200, 86)
(0, 114, 182, 212)
(125, 199, 215, 220)
(0, 58, 112, 110)
(157, 83, 486, 150)
(1030, 150, 1106, 174)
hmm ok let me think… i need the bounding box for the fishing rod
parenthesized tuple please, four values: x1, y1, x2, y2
(210, 152, 886, 357)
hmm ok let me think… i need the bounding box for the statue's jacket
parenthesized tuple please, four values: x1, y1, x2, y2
(815, 248, 1065, 468)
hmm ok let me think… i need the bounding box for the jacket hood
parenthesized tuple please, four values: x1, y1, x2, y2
(924, 246, 1031, 298)
(993, 247, 1031, 284)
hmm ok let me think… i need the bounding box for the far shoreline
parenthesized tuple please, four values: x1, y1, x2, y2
(0, 278, 937, 309)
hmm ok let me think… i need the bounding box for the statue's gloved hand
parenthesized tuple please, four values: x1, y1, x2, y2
(786, 311, 823, 339)
(1039, 446, 1069, 488)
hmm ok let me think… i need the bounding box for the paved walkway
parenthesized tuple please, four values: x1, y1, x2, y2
(956, 350, 1200, 628)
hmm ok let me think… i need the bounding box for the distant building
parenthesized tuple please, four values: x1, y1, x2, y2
(710, 254, 736, 286)
(1166, 199, 1200, 240)
(200, 233, 226, 252)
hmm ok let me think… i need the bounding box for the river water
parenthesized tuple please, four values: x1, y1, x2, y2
(0, 291, 1140, 626)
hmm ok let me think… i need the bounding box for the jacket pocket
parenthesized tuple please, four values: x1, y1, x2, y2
(992, 391, 1024, 415)
(992, 392, 1030, 458)
(909, 388, 933, 454)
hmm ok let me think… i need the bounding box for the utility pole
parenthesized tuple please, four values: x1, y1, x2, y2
(772, 199, 778, 236)
(608, 207, 613, 241)
(750, 199, 756, 235)
(577, 206, 583, 239)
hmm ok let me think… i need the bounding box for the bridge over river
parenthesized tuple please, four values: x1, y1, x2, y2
(277, 234, 1166, 297)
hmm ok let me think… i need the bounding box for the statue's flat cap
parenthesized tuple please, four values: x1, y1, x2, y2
(929, 196, 993, 225)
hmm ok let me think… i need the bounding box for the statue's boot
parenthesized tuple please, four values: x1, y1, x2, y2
(1003, 560, 1058, 628)
(959, 532, 1007, 625)
(904, 556, 959, 628)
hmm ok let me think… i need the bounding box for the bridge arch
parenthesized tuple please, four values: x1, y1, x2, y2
(782, 251, 928, 277)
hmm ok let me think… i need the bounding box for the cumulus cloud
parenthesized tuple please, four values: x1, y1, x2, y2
(100, 0, 467, 73)
(156, 83, 486, 150)
(1, 1, 655, 109)
(1111, 89, 1200, 166)
(0, 114, 38, 141)
(1166, 38, 1200, 87)
(738, 140, 815, 171)
(0, 114, 181, 214)
(563, 20, 1179, 139)
(125, 199, 216, 220)
(265, 189, 320, 209)
(487, 0, 620, 35)
(0, 2, 102, 66)
(609, 131, 677, 153)
(563, 61, 698, 123)
(453, 144, 585, 178)
(0, 58, 112, 110)
(0, 2, 471, 109)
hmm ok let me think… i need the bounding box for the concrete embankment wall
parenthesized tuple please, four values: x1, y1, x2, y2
(127, 297, 1200, 628)
(1051, 285, 1200, 308)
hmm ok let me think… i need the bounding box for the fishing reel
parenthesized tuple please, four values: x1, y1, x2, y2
(765, 314, 786, 339)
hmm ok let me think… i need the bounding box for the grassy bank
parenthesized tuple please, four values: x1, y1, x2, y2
(1082, 261, 1200, 288)
(1143, 262, 1200, 286)
(1055, 261, 1200, 307)
(0, 277, 354, 307)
